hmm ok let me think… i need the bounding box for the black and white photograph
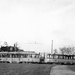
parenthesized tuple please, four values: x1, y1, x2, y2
(0, 0, 75, 75)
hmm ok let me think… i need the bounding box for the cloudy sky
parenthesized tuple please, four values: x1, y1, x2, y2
(0, 0, 75, 52)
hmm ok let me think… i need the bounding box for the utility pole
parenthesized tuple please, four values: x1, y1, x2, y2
(51, 40, 53, 54)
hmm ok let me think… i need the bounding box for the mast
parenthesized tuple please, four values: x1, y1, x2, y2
(51, 40, 53, 54)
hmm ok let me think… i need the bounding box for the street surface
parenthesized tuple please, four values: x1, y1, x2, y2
(50, 65, 75, 75)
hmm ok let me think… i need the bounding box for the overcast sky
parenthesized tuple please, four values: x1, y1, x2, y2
(0, 0, 75, 52)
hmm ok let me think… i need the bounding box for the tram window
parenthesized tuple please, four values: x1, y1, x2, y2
(0, 54, 1, 57)
(26, 54, 29, 57)
(36, 55, 38, 58)
(46, 55, 51, 58)
(71, 56, 73, 59)
(21, 54, 26, 58)
(62, 56, 64, 59)
(9, 54, 12, 58)
(46, 55, 48, 58)
(12, 54, 17, 58)
(29, 54, 32, 58)
(46, 55, 49, 58)
(33, 55, 36, 58)
(27, 54, 30, 58)
(59, 56, 63, 59)
(17, 54, 20, 58)
(23, 54, 25, 58)
(22, 54, 28, 58)
(74, 56, 75, 59)
(25, 54, 27, 57)
(11, 54, 13, 58)
(58, 55, 63, 59)
(68, 56, 71, 59)
(32, 54, 35, 58)
(20, 54, 23, 58)
(2, 54, 7, 57)
(49, 55, 52, 58)
(34, 55, 36, 58)
(15, 54, 19, 58)
(64, 55, 69, 59)
(15, 54, 17, 58)
(31, 55, 33, 58)
(21, 54, 24, 58)
(35, 55, 39, 58)
(50, 55, 54, 59)
(70, 56, 73, 59)
(36, 55, 39, 58)
(72, 56, 74, 59)
(13, 54, 15, 57)
(7, 54, 10, 57)
(54, 55, 58, 59)
(63, 55, 66, 59)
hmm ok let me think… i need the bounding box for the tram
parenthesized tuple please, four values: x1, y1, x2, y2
(0, 52, 40, 63)
(45, 53, 75, 64)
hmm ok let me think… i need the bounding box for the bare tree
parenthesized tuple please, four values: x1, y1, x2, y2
(59, 46, 75, 54)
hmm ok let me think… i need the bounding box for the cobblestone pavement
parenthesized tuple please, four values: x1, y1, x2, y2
(50, 65, 75, 75)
